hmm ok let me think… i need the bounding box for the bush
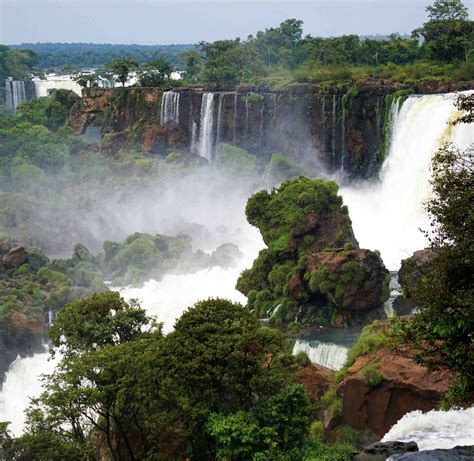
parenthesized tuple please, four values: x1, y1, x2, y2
(362, 364, 384, 388)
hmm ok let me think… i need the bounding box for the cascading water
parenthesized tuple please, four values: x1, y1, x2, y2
(5, 79, 27, 110)
(382, 407, 474, 451)
(160, 91, 180, 124)
(340, 91, 474, 270)
(293, 340, 348, 370)
(0, 350, 57, 436)
(198, 92, 215, 161)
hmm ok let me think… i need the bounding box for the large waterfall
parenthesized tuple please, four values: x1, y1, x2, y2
(382, 407, 474, 451)
(341, 91, 474, 270)
(5, 79, 27, 110)
(197, 92, 216, 161)
(33, 75, 83, 98)
(160, 91, 180, 124)
(293, 339, 348, 370)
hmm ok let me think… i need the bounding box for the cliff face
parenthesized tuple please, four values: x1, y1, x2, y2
(69, 80, 474, 178)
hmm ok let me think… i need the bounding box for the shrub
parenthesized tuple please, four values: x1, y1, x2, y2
(362, 364, 384, 388)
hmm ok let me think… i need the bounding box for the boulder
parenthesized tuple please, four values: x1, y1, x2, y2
(3, 311, 44, 353)
(341, 347, 452, 437)
(305, 249, 389, 312)
(2, 246, 26, 269)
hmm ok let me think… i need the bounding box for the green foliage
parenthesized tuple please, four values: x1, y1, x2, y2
(335, 321, 387, 383)
(12, 42, 195, 70)
(426, 0, 469, 21)
(138, 59, 174, 87)
(362, 364, 384, 387)
(320, 387, 343, 418)
(0, 45, 37, 82)
(100, 58, 139, 87)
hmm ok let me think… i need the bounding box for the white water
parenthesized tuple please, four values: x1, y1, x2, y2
(160, 91, 180, 125)
(293, 339, 348, 370)
(341, 91, 474, 270)
(0, 351, 57, 436)
(382, 407, 474, 451)
(5, 79, 27, 110)
(198, 92, 215, 161)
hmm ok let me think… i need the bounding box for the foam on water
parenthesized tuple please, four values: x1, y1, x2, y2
(382, 407, 474, 451)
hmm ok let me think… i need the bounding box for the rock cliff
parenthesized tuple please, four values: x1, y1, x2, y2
(69, 80, 474, 177)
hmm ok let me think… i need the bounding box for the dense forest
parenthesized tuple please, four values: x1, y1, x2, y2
(8, 43, 196, 71)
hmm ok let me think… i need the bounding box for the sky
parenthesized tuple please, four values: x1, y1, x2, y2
(1, 0, 473, 45)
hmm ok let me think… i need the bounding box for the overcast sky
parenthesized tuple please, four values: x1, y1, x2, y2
(1, 0, 473, 45)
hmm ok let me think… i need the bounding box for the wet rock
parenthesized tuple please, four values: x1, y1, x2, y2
(390, 446, 474, 460)
(351, 441, 418, 460)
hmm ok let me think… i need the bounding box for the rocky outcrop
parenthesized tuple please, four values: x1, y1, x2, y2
(69, 87, 163, 135)
(340, 347, 452, 437)
(237, 178, 390, 327)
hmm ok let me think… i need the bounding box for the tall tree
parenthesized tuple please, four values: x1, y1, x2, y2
(426, 0, 469, 21)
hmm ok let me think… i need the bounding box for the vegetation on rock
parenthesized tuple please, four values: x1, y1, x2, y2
(237, 177, 389, 327)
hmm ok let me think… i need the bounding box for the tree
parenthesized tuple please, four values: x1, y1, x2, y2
(21, 292, 162, 460)
(101, 58, 138, 87)
(179, 50, 202, 83)
(426, 0, 469, 21)
(415, 0, 473, 62)
(73, 73, 99, 89)
(138, 59, 173, 87)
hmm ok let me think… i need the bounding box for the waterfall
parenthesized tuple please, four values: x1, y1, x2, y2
(0, 351, 57, 436)
(340, 91, 474, 270)
(332, 95, 337, 170)
(216, 93, 225, 145)
(5, 79, 27, 111)
(32, 75, 82, 98)
(160, 91, 180, 125)
(382, 407, 474, 451)
(198, 92, 215, 161)
(233, 93, 239, 143)
(293, 339, 348, 370)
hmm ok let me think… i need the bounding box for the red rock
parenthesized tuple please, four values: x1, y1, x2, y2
(296, 364, 334, 403)
(341, 347, 452, 437)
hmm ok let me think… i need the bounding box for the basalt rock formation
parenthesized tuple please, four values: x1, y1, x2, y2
(69, 80, 474, 178)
